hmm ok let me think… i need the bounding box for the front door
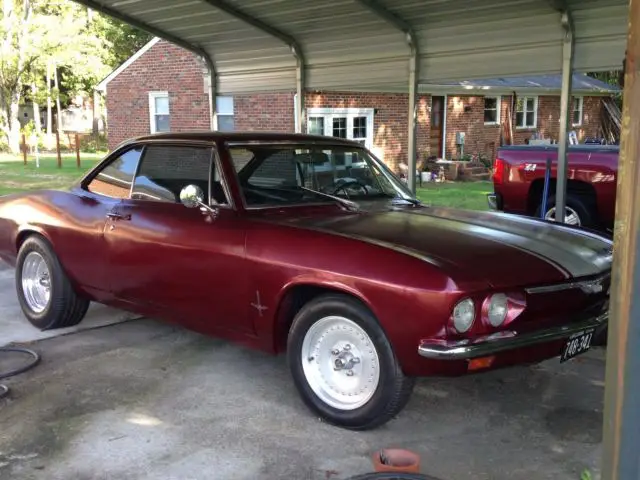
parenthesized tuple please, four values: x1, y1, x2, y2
(430, 96, 445, 158)
(103, 142, 252, 334)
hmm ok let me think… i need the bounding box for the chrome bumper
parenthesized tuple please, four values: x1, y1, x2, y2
(418, 312, 608, 360)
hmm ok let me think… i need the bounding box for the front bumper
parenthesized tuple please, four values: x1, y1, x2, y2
(418, 311, 608, 360)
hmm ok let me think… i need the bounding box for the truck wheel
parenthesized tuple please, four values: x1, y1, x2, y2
(287, 293, 415, 430)
(15, 235, 90, 330)
(536, 194, 596, 228)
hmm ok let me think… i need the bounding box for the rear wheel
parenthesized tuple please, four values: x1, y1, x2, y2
(15, 235, 89, 330)
(287, 293, 414, 430)
(536, 194, 596, 228)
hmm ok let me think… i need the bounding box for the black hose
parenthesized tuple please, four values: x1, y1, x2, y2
(0, 346, 41, 399)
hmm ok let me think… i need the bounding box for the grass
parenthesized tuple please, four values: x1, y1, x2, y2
(0, 154, 102, 196)
(415, 181, 493, 211)
(0, 153, 493, 211)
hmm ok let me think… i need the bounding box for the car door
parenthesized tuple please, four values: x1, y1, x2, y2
(103, 141, 252, 333)
(64, 145, 144, 293)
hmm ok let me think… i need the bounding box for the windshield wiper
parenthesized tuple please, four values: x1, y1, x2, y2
(297, 186, 360, 212)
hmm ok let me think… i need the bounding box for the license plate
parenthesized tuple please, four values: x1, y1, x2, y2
(560, 328, 595, 363)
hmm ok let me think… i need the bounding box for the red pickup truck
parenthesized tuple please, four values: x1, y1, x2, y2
(488, 144, 619, 233)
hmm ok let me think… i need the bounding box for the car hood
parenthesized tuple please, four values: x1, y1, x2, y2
(269, 205, 613, 290)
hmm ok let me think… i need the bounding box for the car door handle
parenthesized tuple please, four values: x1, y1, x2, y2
(106, 211, 131, 221)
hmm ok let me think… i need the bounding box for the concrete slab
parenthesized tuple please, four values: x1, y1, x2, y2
(0, 316, 607, 480)
(0, 261, 138, 347)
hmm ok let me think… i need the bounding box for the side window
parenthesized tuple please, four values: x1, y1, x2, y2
(131, 145, 228, 205)
(86, 147, 143, 198)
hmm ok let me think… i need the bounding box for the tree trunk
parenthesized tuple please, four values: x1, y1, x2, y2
(7, 91, 21, 154)
(31, 82, 41, 134)
(53, 62, 61, 134)
(46, 61, 52, 134)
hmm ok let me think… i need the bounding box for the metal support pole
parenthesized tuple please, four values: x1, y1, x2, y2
(555, 8, 574, 223)
(205, 57, 218, 131)
(602, 1, 640, 477)
(355, 0, 419, 193)
(295, 48, 305, 133)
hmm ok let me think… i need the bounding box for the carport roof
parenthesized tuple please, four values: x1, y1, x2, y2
(78, 0, 628, 95)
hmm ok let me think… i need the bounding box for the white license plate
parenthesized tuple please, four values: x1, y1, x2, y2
(560, 328, 595, 363)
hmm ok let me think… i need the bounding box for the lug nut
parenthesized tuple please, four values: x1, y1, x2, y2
(344, 344, 351, 351)
(331, 349, 340, 355)
(346, 370, 354, 376)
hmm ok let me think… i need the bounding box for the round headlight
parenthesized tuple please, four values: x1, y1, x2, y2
(487, 293, 509, 327)
(452, 298, 475, 333)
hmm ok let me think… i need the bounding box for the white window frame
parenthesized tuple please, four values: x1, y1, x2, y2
(515, 96, 538, 129)
(216, 95, 234, 131)
(306, 107, 375, 149)
(483, 95, 501, 125)
(571, 96, 584, 127)
(148, 91, 169, 134)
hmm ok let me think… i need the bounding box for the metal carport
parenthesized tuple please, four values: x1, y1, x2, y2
(70, 0, 639, 478)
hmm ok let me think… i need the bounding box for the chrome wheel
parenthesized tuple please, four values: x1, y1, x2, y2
(301, 315, 380, 411)
(21, 251, 51, 313)
(545, 206, 581, 226)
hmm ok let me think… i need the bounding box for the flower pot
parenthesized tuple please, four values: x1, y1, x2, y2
(372, 448, 421, 473)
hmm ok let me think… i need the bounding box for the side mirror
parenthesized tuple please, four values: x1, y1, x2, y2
(180, 184, 205, 208)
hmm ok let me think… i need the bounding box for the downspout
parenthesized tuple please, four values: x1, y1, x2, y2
(555, 6, 575, 223)
(199, 0, 306, 133)
(204, 55, 218, 131)
(356, 0, 420, 193)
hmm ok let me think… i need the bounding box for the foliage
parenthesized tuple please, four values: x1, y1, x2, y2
(580, 469, 592, 480)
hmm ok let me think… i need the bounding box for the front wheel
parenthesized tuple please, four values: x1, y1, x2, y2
(287, 294, 415, 430)
(536, 194, 596, 228)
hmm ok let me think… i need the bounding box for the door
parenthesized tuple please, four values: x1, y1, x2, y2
(430, 96, 445, 158)
(104, 142, 252, 333)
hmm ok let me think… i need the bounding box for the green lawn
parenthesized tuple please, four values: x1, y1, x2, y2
(415, 181, 493, 211)
(0, 154, 493, 211)
(0, 154, 102, 196)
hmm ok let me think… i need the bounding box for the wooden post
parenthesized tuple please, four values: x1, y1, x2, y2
(75, 133, 81, 168)
(55, 130, 61, 168)
(22, 133, 27, 165)
(602, 1, 640, 478)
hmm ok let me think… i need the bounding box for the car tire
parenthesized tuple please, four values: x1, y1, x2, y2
(535, 194, 596, 228)
(287, 293, 415, 430)
(15, 235, 90, 330)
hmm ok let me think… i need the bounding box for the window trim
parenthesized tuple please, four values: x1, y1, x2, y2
(80, 144, 146, 199)
(148, 91, 169, 134)
(483, 95, 501, 126)
(571, 96, 584, 127)
(515, 95, 538, 129)
(306, 107, 375, 149)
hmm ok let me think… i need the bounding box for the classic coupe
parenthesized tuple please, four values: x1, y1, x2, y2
(0, 132, 611, 430)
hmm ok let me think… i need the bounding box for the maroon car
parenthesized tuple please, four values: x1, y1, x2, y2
(0, 132, 611, 430)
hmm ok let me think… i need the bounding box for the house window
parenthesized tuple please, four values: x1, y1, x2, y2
(149, 91, 170, 133)
(217, 96, 234, 132)
(306, 108, 375, 148)
(515, 96, 538, 129)
(483, 96, 501, 125)
(571, 96, 583, 126)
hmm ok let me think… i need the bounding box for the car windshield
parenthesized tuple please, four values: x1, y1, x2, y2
(227, 143, 417, 208)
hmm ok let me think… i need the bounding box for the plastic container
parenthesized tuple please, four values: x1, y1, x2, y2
(371, 448, 421, 473)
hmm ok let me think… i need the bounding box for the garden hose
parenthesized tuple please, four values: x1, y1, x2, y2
(0, 346, 41, 399)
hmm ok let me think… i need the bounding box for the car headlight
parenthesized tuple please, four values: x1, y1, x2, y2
(487, 293, 508, 327)
(452, 298, 475, 333)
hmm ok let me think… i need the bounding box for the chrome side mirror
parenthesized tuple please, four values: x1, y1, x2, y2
(180, 184, 205, 208)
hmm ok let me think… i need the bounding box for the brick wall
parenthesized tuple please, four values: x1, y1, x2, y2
(105, 39, 210, 150)
(443, 94, 603, 161)
(233, 92, 295, 132)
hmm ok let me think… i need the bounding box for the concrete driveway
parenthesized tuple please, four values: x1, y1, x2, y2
(0, 263, 606, 480)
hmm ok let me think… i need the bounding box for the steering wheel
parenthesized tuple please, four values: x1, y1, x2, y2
(331, 180, 370, 196)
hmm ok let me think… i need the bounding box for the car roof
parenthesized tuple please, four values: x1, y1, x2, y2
(126, 131, 362, 147)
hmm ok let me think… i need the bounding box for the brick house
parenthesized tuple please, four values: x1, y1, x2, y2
(96, 38, 617, 173)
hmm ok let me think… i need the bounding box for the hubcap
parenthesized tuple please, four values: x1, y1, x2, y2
(21, 252, 51, 313)
(545, 206, 581, 226)
(301, 316, 380, 411)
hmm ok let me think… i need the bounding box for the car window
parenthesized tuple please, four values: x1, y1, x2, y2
(86, 146, 143, 199)
(131, 144, 228, 205)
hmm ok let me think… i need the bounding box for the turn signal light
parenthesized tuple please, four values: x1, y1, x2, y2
(468, 356, 495, 371)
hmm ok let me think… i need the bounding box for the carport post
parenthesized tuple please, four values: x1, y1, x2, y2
(602, 2, 640, 478)
(355, 0, 420, 193)
(554, 8, 575, 223)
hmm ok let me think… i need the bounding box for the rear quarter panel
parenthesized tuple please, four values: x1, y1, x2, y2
(244, 216, 460, 375)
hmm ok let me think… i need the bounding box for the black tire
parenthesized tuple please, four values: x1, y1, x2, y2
(535, 194, 597, 229)
(287, 293, 415, 430)
(15, 235, 89, 330)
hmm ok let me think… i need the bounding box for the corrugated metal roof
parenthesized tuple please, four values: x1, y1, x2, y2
(77, 0, 629, 94)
